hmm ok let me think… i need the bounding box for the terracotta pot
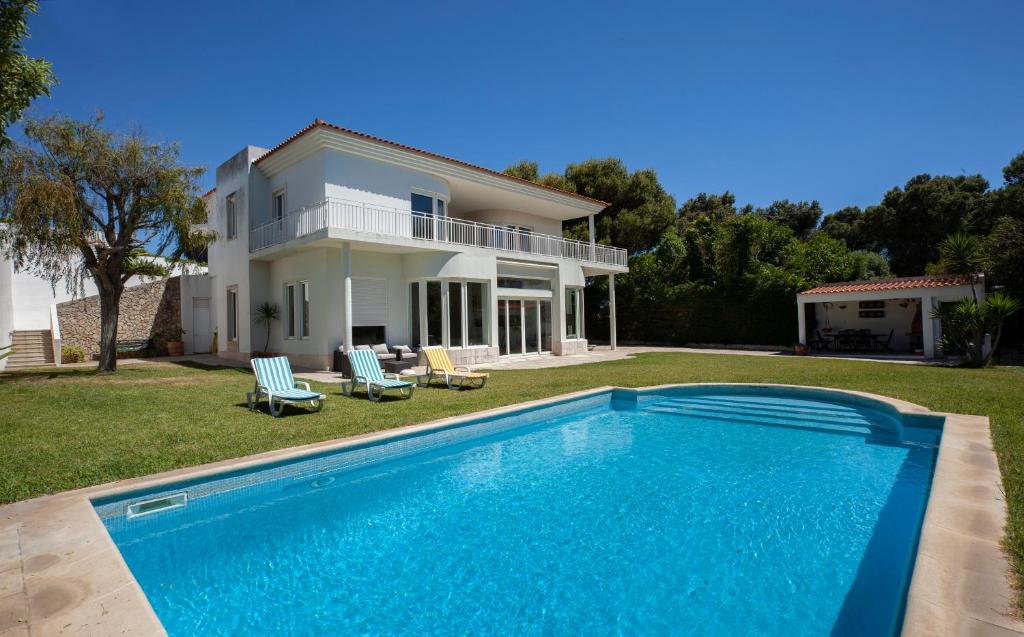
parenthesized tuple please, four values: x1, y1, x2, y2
(794, 343, 808, 356)
(166, 341, 184, 356)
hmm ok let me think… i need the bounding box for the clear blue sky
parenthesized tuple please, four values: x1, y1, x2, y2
(23, 0, 1024, 214)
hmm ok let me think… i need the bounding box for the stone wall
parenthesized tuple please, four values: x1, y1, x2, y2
(57, 277, 181, 357)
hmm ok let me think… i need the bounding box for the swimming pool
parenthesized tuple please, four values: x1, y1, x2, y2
(94, 386, 942, 636)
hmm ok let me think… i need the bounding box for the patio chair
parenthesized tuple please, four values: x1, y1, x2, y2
(248, 356, 325, 417)
(812, 330, 831, 351)
(875, 329, 894, 352)
(342, 349, 415, 401)
(421, 346, 489, 390)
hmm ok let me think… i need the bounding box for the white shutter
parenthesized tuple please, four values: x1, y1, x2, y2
(352, 278, 388, 326)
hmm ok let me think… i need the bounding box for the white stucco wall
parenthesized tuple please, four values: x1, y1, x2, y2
(324, 150, 450, 210)
(209, 146, 269, 359)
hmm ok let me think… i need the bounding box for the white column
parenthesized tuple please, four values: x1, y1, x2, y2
(588, 215, 596, 258)
(580, 287, 586, 340)
(921, 295, 935, 358)
(342, 242, 353, 352)
(797, 299, 808, 346)
(609, 273, 617, 350)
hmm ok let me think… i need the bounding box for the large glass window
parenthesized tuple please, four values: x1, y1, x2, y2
(410, 282, 420, 348)
(448, 282, 463, 348)
(411, 193, 434, 240)
(225, 193, 237, 239)
(508, 300, 523, 354)
(426, 281, 443, 346)
(525, 301, 539, 353)
(498, 300, 508, 356)
(540, 301, 552, 352)
(284, 284, 296, 338)
(226, 288, 238, 341)
(300, 282, 310, 339)
(467, 282, 486, 346)
(565, 288, 581, 339)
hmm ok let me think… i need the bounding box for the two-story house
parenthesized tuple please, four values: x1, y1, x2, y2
(205, 120, 628, 370)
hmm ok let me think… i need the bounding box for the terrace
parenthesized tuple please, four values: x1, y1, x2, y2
(248, 197, 629, 269)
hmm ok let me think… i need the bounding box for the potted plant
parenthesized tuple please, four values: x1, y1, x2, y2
(164, 326, 186, 356)
(252, 302, 280, 357)
(794, 342, 808, 356)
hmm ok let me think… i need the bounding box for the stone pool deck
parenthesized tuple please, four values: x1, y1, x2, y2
(0, 385, 1019, 636)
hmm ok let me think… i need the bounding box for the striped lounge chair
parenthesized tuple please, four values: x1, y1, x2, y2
(422, 346, 489, 390)
(248, 356, 325, 417)
(342, 349, 415, 402)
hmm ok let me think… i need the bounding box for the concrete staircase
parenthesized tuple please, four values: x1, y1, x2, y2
(5, 330, 56, 369)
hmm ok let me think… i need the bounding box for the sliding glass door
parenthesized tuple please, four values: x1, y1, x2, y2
(498, 298, 551, 356)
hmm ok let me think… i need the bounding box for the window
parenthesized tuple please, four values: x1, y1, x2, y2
(497, 277, 550, 290)
(565, 288, 582, 339)
(448, 282, 463, 348)
(507, 225, 533, 253)
(467, 282, 486, 346)
(410, 282, 420, 348)
(426, 281, 443, 346)
(284, 284, 296, 339)
(411, 280, 488, 349)
(225, 193, 237, 240)
(410, 191, 448, 240)
(272, 189, 285, 221)
(226, 288, 238, 341)
(300, 281, 310, 338)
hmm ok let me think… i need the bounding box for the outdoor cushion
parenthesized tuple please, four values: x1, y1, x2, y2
(393, 345, 412, 356)
(270, 388, 322, 400)
(371, 344, 390, 356)
(355, 344, 372, 350)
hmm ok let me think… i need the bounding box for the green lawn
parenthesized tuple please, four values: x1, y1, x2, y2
(3, 353, 1023, 591)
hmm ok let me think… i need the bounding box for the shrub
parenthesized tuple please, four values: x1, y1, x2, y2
(62, 345, 86, 363)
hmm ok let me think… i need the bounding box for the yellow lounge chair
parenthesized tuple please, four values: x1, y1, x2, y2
(421, 346, 489, 390)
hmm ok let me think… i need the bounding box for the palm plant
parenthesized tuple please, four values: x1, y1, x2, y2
(931, 233, 1020, 366)
(253, 302, 280, 353)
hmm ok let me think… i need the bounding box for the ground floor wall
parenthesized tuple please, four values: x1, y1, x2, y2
(226, 246, 593, 371)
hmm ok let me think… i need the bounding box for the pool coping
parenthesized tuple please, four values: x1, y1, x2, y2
(0, 383, 1019, 636)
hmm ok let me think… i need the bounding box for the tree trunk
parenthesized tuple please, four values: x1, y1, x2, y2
(97, 285, 124, 373)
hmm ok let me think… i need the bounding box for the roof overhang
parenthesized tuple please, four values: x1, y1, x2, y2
(253, 122, 607, 221)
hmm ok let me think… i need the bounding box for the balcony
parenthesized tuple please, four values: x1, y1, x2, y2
(248, 197, 628, 268)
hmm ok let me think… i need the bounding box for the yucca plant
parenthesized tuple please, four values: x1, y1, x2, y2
(253, 302, 280, 353)
(932, 292, 1020, 367)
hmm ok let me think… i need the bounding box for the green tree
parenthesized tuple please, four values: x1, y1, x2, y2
(0, 0, 56, 145)
(753, 199, 823, 241)
(677, 191, 737, 229)
(819, 206, 878, 251)
(0, 115, 207, 372)
(863, 174, 989, 275)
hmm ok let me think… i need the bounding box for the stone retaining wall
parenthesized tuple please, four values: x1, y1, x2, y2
(57, 277, 181, 357)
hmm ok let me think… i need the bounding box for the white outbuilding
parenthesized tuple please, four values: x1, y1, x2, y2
(796, 274, 984, 359)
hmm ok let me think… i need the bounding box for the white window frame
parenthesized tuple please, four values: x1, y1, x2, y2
(284, 283, 296, 339)
(299, 281, 310, 339)
(272, 187, 286, 222)
(565, 287, 583, 340)
(226, 286, 238, 342)
(411, 278, 489, 350)
(410, 189, 449, 217)
(225, 192, 237, 240)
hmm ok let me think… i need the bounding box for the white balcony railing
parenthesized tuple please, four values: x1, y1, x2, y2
(248, 198, 628, 267)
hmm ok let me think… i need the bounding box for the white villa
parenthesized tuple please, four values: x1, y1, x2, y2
(204, 120, 627, 370)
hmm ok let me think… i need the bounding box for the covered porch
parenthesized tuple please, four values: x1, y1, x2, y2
(796, 275, 983, 359)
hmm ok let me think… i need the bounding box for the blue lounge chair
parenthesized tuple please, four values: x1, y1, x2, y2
(248, 356, 325, 417)
(342, 349, 415, 401)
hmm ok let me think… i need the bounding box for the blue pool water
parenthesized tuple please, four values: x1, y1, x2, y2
(95, 387, 941, 636)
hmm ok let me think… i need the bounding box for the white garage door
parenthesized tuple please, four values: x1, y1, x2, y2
(352, 278, 388, 326)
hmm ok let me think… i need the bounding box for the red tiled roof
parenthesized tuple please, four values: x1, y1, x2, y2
(800, 274, 973, 295)
(253, 119, 610, 208)
(201, 187, 216, 198)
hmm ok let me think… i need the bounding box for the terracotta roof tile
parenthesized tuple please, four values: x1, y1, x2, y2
(201, 187, 216, 198)
(252, 119, 610, 208)
(800, 274, 973, 296)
